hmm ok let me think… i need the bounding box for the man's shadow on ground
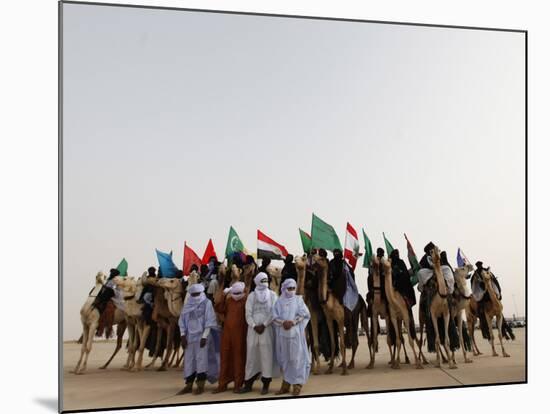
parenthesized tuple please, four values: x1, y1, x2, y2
(34, 398, 58, 412)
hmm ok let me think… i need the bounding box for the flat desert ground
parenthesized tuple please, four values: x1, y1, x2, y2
(62, 328, 525, 412)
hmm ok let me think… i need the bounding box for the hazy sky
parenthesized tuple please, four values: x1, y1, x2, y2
(62, 3, 525, 339)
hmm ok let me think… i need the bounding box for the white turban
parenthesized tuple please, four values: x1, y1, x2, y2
(229, 281, 246, 301)
(281, 278, 297, 299)
(254, 272, 270, 303)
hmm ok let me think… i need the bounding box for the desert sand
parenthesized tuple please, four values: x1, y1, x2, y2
(62, 328, 525, 412)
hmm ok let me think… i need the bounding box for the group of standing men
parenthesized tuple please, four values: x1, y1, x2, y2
(177, 270, 311, 397)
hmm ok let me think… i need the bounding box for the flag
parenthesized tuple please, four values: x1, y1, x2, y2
(362, 229, 373, 268)
(183, 243, 202, 276)
(457, 247, 471, 267)
(311, 213, 342, 251)
(201, 239, 218, 265)
(155, 249, 179, 278)
(116, 258, 128, 277)
(299, 228, 312, 254)
(404, 233, 420, 272)
(383, 232, 395, 256)
(257, 230, 288, 260)
(344, 222, 361, 270)
(225, 226, 244, 258)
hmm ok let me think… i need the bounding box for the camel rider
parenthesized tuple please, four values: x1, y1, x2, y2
(419, 241, 435, 269)
(104, 268, 125, 311)
(205, 257, 220, 300)
(366, 248, 386, 303)
(440, 251, 453, 273)
(472, 261, 502, 301)
(137, 267, 157, 305)
(280, 254, 297, 292)
(389, 249, 417, 307)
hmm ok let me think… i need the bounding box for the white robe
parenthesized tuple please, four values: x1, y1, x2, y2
(245, 290, 280, 380)
(272, 295, 311, 385)
(416, 265, 455, 293)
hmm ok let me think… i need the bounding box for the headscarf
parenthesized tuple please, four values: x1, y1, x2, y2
(281, 278, 297, 299)
(183, 283, 206, 315)
(228, 281, 246, 301)
(254, 272, 270, 303)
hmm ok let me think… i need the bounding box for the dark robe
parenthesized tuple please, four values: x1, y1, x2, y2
(214, 294, 248, 390)
(279, 262, 298, 292)
(419, 253, 432, 269)
(328, 256, 347, 305)
(391, 258, 417, 307)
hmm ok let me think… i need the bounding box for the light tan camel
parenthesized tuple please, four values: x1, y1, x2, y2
(381, 258, 423, 369)
(473, 268, 510, 358)
(73, 272, 127, 374)
(449, 265, 474, 364)
(312, 253, 347, 375)
(428, 246, 456, 369)
(295, 254, 321, 374)
(112, 275, 146, 371)
(242, 262, 257, 292)
(365, 257, 393, 369)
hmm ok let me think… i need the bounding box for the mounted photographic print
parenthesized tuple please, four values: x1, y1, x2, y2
(59, 1, 527, 412)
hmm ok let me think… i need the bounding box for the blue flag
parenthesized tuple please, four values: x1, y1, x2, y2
(156, 249, 179, 278)
(456, 248, 470, 268)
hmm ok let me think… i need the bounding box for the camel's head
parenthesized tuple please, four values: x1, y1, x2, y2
(431, 245, 441, 266)
(230, 264, 243, 281)
(242, 262, 256, 277)
(311, 252, 328, 269)
(188, 269, 200, 285)
(294, 254, 307, 271)
(113, 276, 137, 294)
(157, 277, 183, 292)
(380, 257, 392, 273)
(454, 266, 471, 297)
(95, 271, 107, 286)
(480, 267, 492, 282)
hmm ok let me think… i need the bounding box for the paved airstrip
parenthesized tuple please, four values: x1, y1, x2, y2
(62, 328, 525, 412)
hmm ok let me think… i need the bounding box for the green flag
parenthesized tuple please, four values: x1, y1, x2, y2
(362, 229, 373, 268)
(225, 226, 244, 258)
(299, 228, 312, 254)
(311, 213, 342, 251)
(383, 232, 395, 256)
(404, 233, 420, 286)
(116, 258, 128, 277)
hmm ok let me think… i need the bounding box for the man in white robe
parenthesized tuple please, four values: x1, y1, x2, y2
(239, 272, 279, 395)
(272, 278, 311, 396)
(177, 283, 220, 395)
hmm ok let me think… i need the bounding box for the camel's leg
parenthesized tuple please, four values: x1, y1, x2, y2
(497, 313, 510, 358)
(159, 323, 175, 371)
(390, 317, 401, 369)
(324, 313, 336, 374)
(468, 315, 481, 356)
(125, 323, 137, 370)
(77, 322, 98, 374)
(310, 312, 321, 375)
(431, 313, 443, 368)
(146, 327, 162, 369)
(405, 317, 422, 369)
(73, 324, 89, 374)
(442, 313, 456, 369)
(386, 322, 395, 365)
(134, 323, 151, 371)
(485, 312, 498, 356)
(417, 319, 429, 365)
(366, 314, 377, 369)
(458, 317, 472, 363)
(100, 322, 126, 369)
(176, 348, 185, 368)
(400, 331, 410, 364)
(337, 317, 348, 375)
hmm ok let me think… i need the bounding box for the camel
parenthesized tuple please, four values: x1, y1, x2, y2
(449, 264, 474, 364)
(365, 258, 394, 369)
(295, 254, 323, 374)
(380, 257, 423, 369)
(312, 253, 347, 375)
(73, 272, 127, 374)
(467, 268, 510, 358)
(420, 246, 456, 369)
(242, 261, 257, 292)
(146, 276, 183, 371)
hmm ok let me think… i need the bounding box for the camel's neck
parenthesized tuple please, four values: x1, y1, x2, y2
(383, 266, 398, 305)
(485, 276, 501, 305)
(296, 265, 306, 296)
(318, 263, 329, 302)
(433, 261, 448, 297)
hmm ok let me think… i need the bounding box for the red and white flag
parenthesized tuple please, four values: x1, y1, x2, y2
(257, 230, 288, 260)
(344, 222, 361, 270)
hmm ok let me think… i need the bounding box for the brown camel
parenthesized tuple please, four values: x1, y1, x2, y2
(468, 268, 510, 358)
(365, 257, 394, 369)
(381, 258, 423, 369)
(312, 253, 347, 375)
(424, 246, 456, 369)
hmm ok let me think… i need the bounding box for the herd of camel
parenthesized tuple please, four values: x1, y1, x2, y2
(72, 246, 511, 380)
